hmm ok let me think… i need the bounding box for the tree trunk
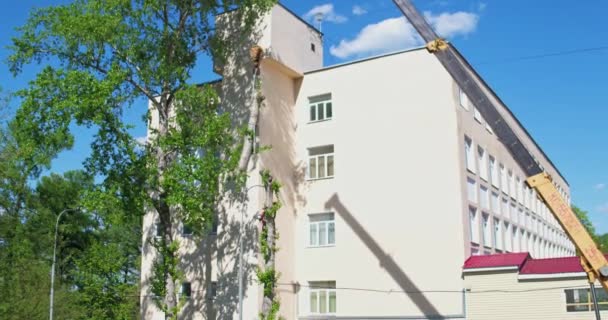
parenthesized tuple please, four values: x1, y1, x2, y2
(154, 100, 179, 318)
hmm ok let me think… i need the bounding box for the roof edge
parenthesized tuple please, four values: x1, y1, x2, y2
(305, 46, 427, 75)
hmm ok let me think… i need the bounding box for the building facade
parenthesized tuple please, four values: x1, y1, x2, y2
(140, 3, 576, 319)
(463, 253, 608, 320)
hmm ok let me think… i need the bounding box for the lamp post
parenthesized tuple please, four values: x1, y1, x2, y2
(49, 208, 77, 320)
(238, 184, 264, 320)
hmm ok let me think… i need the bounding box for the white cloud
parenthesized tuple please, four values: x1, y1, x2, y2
(330, 11, 479, 59)
(595, 183, 606, 190)
(423, 11, 479, 38)
(304, 4, 347, 24)
(352, 5, 367, 16)
(330, 17, 419, 59)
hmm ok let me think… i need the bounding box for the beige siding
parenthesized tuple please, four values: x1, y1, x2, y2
(465, 271, 608, 320)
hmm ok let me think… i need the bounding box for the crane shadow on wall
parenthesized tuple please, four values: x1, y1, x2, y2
(324, 193, 444, 318)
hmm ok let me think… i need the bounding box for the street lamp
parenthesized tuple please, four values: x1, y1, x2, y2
(49, 208, 78, 320)
(238, 184, 264, 320)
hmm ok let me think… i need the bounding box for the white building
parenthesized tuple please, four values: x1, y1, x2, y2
(140, 4, 575, 319)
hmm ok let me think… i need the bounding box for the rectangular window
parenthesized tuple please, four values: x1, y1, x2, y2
(564, 288, 608, 312)
(480, 186, 489, 209)
(309, 213, 335, 247)
(516, 177, 524, 204)
(478, 147, 488, 181)
(491, 192, 500, 215)
(308, 145, 334, 179)
(513, 227, 520, 252)
(182, 220, 193, 236)
(180, 282, 192, 299)
(494, 218, 502, 250)
(467, 178, 477, 203)
(508, 170, 515, 198)
(504, 222, 512, 252)
(459, 88, 469, 110)
(309, 94, 332, 122)
(309, 281, 337, 314)
(510, 203, 518, 224)
(524, 185, 530, 209)
(469, 207, 479, 244)
(519, 208, 525, 227)
(482, 213, 490, 248)
(502, 198, 509, 218)
(489, 156, 498, 188)
(465, 136, 475, 173)
(500, 164, 508, 195)
(474, 107, 482, 123)
(206, 281, 218, 300)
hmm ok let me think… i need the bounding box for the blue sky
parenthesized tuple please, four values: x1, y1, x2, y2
(2, 1, 607, 232)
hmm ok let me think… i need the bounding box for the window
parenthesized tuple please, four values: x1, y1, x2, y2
(504, 222, 512, 252)
(308, 145, 334, 179)
(309, 213, 335, 247)
(524, 185, 530, 209)
(182, 220, 193, 236)
(516, 177, 523, 204)
(180, 282, 192, 299)
(311, 43, 316, 52)
(469, 207, 479, 244)
(459, 88, 469, 110)
(465, 136, 475, 173)
(491, 192, 500, 215)
(565, 288, 608, 312)
(518, 208, 525, 227)
(480, 186, 489, 209)
(508, 170, 515, 198)
(206, 281, 218, 300)
(502, 198, 509, 218)
(474, 107, 482, 123)
(309, 281, 336, 314)
(467, 178, 477, 203)
(510, 203, 518, 223)
(525, 212, 531, 229)
(500, 164, 508, 194)
(489, 156, 498, 187)
(309, 94, 332, 122)
(494, 218, 502, 250)
(482, 213, 490, 247)
(513, 227, 520, 252)
(478, 147, 488, 181)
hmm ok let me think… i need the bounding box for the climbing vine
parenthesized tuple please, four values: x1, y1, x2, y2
(258, 169, 283, 320)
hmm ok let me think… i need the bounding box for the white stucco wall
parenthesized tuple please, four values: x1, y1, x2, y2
(293, 49, 467, 318)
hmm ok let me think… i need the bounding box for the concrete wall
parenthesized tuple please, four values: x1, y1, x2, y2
(293, 49, 467, 318)
(464, 271, 608, 320)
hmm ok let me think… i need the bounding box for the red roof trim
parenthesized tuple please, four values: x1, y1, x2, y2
(464, 253, 608, 275)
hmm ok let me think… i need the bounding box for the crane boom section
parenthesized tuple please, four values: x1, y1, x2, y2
(391, 0, 608, 291)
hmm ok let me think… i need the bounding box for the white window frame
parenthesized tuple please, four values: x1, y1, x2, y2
(309, 282, 337, 315)
(459, 88, 469, 110)
(309, 95, 333, 123)
(478, 146, 488, 181)
(491, 192, 500, 215)
(469, 206, 479, 244)
(500, 164, 508, 195)
(308, 213, 335, 248)
(465, 136, 475, 173)
(482, 212, 490, 248)
(489, 156, 498, 188)
(494, 218, 503, 250)
(308, 146, 334, 180)
(480, 185, 490, 210)
(467, 178, 477, 203)
(474, 107, 482, 123)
